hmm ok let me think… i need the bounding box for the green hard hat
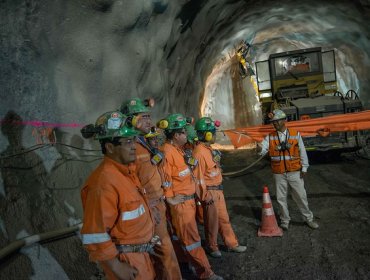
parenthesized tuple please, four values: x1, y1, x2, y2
(158, 113, 187, 131)
(195, 117, 216, 132)
(94, 111, 139, 140)
(185, 124, 198, 144)
(120, 98, 154, 116)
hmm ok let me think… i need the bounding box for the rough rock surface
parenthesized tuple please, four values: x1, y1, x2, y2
(1, 0, 370, 278)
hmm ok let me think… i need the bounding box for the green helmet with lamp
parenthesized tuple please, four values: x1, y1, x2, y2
(81, 111, 138, 141)
(195, 117, 221, 132)
(120, 98, 155, 116)
(157, 113, 188, 131)
(195, 117, 221, 142)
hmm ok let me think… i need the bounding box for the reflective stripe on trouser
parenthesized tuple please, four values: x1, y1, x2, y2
(151, 201, 182, 280)
(99, 251, 155, 280)
(204, 190, 238, 252)
(273, 171, 314, 224)
(165, 204, 188, 264)
(169, 199, 214, 279)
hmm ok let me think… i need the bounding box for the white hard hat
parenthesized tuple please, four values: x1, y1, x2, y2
(269, 109, 287, 121)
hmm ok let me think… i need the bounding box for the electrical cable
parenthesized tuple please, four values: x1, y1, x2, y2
(0, 223, 82, 261)
(222, 153, 266, 177)
(0, 142, 101, 160)
(0, 144, 51, 159)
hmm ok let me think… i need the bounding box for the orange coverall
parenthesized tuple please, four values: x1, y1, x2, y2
(81, 157, 155, 280)
(193, 142, 239, 252)
(134, 140, 182, 280)
(184, 143, 204, 225)
(161, 142, 214, 279)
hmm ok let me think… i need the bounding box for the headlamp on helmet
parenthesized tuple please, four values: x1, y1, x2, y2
(269, 109, 287, 122)
(157, 113, 187, 131)
(80, 111, 138, 140)
(186, 117, 195, 125)
(120, 97, 154, 116)
(195, 117, 221, 142)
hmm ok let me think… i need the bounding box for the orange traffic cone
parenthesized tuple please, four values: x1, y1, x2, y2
(258, 185, 283, 237)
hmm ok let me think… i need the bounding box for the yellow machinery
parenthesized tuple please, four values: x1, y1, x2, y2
(236, 41, 255, 78)
(255, 47, 365, 152)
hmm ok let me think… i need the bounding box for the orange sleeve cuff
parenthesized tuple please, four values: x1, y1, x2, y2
(163, 187, 174, 198)
(85, 241, 119, 262)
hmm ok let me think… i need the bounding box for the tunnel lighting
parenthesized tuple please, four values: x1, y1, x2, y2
(260, 92, 272, 98)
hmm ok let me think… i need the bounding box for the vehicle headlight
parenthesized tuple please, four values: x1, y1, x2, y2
(259, 92, 272, 98)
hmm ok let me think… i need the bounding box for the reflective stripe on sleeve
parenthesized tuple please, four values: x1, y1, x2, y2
(82, 232, 111, 244)
(179, 167, 190, 177)
(122, 204, 145, 221)
(162, 181, 172, 188)
(209, 171, 219, 177)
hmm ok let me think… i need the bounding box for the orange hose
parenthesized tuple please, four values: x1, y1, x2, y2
(225, 110, 370, 148)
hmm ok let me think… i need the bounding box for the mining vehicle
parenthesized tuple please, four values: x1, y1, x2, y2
(255, 47, 365, 152)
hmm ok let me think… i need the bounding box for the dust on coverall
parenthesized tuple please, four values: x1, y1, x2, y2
(193, 142, 239, 252)
(161, 142, 214, 279)
(80, 156, 155, 280)
(134, 139, 182, 280)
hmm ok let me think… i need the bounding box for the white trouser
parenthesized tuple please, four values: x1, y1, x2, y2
(273, 171, 313, 224)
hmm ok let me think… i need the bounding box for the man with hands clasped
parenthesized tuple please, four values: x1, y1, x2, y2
(259, 109, 319, 231)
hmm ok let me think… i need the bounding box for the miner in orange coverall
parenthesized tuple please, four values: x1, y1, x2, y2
(158, 113, 224, 280)
(120, 98, 182, 280)
(80, 111, 156, 280)
(184, 124, 204, 225)
(193, 117, 247, 258)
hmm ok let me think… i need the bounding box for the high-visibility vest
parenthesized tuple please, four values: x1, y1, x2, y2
(268, 129, 302, 174)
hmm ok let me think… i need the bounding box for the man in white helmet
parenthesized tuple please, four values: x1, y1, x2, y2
(259, 109, 319, 230)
